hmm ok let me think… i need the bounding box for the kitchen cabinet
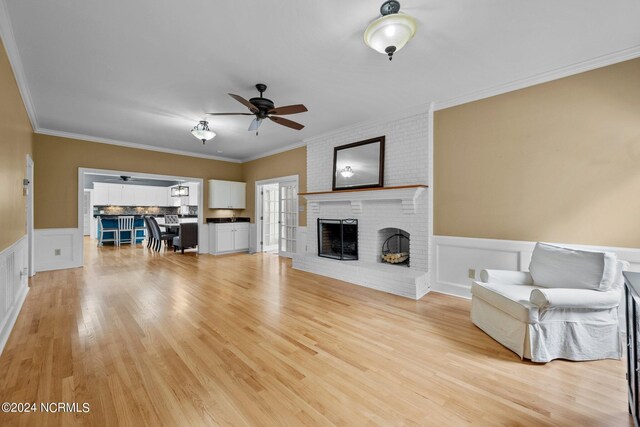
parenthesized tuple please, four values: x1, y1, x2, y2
(93, 183, 109, 205)
(208, 180, 246, 209)
(108, 185, 123, 205)
(93, 183, 172, 206)
(188, 183, 198, 206)
(208, 222, 249, 254)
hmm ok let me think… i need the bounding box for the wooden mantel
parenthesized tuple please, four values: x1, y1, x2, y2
(298, 184, 428, 196)
(299, 184, 428, 214)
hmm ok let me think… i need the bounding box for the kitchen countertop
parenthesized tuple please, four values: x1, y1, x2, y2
(93, 214, 198, 218)
(206, 217, 250, 224)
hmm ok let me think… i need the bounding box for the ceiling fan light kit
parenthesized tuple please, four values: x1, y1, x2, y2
(364, 0, 417, 61)
(191, 120, 216, 144)
(207, 84, 308, 135)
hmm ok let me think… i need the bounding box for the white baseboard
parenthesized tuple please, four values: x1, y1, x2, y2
(35, 228, 83, 272)
(432, 235, 640, 298)
(0, 236, 29, 355)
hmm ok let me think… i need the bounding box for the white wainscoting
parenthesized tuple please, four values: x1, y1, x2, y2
(433, 235, 640, 299)
(35, 228, 83, 272)
(0, 236, 29, 355)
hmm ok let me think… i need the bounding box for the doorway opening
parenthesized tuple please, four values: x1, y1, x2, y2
(255, 175, 298, 258)
(77, 168, 205, 265)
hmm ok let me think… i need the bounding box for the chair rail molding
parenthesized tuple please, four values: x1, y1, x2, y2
(433, 235, 640, 299)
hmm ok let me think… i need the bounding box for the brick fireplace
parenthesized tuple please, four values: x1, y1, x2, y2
(293, 111, 431, 299)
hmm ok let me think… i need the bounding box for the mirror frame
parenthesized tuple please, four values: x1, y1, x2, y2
(332, 136, 385, 191)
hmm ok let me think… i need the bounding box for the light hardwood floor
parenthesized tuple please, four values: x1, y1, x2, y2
(0, 238, 632, 426)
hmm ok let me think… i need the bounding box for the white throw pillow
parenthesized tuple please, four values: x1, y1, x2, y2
(528, 242, 617, 291)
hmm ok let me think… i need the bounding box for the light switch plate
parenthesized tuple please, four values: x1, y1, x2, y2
(468, 268, 475, 279)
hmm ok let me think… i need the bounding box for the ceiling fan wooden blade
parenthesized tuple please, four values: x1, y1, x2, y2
(269, 116, 304, 130)
(206, 112, 253, 115)
(268, 104, 308, 115)
(228, 93, 258, 113)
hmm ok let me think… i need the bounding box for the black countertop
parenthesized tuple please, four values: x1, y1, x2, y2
(94, 214, 199, 219)
(206, 217, 250, 224)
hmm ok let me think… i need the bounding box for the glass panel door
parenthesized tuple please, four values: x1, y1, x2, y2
(262, 184, 279, 252)
(279, 181, 298, 257)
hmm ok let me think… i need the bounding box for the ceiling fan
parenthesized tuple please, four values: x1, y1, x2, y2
(207, 84, 307, 134)
(104, 175, 136, 182)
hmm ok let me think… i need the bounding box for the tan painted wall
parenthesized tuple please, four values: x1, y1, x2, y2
(241, 146, 307, 226)
(0, 40, 33, 251)
(33, 134, 243, 228)
(434, 58, 640, 248)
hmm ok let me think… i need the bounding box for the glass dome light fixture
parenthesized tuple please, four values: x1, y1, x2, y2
(340, 166, 355, 178)
(364, 0, 417, 61)
(191, 120, 216, 144)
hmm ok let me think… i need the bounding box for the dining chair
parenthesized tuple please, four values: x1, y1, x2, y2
(97, 216, 118, 247)
(117, 216, 135, 246)
(148, 216, 176, 252)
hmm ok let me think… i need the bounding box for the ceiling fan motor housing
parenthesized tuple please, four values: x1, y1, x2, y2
(249, 97, 274, 119)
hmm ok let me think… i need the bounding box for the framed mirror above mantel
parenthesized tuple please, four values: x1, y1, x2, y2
(332, 136, 385, 191)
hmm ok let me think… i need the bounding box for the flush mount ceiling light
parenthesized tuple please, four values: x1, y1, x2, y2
(191, 120, 216, 144)
(340, 166, 355, 178)
(364, 1, 417, 61)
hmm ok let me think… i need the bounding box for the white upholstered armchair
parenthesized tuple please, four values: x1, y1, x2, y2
(471, 242, 629, 363)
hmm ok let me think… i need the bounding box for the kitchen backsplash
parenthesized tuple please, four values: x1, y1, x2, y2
(94, 205, 198, 216)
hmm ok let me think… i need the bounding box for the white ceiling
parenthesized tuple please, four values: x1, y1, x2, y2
(3, 0, 640, 161)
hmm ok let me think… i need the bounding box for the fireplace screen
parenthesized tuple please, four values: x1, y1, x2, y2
(317, 219, 358, 261)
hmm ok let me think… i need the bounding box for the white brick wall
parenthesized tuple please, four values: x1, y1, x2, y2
(294, 111, 432, 299)
(306, 113, 429, 192)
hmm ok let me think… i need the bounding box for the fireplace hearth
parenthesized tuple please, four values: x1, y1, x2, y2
(317, 218, 358, 260)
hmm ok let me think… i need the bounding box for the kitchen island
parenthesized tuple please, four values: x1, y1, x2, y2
(96, 216, 146, 245)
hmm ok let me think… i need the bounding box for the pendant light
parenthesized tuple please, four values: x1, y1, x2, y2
(191, 120, 216, 144)
(364, 1, 417, 61)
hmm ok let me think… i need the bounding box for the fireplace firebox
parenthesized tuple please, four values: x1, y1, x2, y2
(317, 218, 358, 260)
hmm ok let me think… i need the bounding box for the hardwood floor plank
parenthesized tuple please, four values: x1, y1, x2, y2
(0, 238, 632, 426)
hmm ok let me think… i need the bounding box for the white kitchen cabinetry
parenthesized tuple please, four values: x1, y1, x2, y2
(93, 183, 173, 206)
(93, 183, 109, 205)
(208, 223, 249, 254)
(188, 183, 198, 206)
(208, 180, 246, 209)
(108, 185, 123, 205)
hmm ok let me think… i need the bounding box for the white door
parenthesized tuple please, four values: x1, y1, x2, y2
(26, 155, 34, 276)
(83, 191, 91, 235)
(279, 181, 298, 258)
(210, 180, 231, 208)
(259, 184, 279, 252)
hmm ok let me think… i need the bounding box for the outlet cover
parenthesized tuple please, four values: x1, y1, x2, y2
(468, 268, 476, 279)
(54, 249, 61, 256)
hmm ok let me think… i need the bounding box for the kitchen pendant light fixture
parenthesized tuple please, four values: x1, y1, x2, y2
(364, 1, 417, 61)
(191, 120, 216, 144)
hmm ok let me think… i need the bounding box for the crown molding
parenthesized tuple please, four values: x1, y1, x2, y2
(35, 128, 242, 163)
(433, 44, 640, 111)
(240, 140, 308, 162)
(0, 0, 38, 129)
(302, 103, 430, 146)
